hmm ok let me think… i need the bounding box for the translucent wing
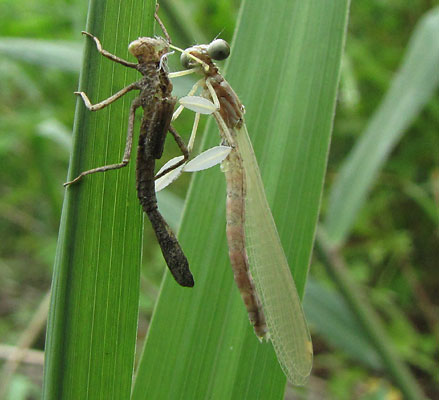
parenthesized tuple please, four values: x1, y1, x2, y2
(155, 156, 185, 192)
(179, 96, 216, 114)
(184, 145, 231, 171)
(155, 146, 232, 192)
(234, 122, 313, 385)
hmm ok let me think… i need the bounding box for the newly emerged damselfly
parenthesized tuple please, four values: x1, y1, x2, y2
(157, 39, 313, 385)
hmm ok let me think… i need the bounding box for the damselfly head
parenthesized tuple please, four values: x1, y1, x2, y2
(128, 37, 168, 64)
(180, 39, 230, 70)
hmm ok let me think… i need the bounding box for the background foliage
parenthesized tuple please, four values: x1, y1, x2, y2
(0, 0, 437, 399)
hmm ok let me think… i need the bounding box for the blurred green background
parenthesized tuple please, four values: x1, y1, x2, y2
(0, 0, 437, 399)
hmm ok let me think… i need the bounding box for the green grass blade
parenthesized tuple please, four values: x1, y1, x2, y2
(42, 1, 155, 399)
(303, 278, 382, 369)
(0, 38, 83, 72)
(324, 7, 439, 246)
(132, 0, 350, 398)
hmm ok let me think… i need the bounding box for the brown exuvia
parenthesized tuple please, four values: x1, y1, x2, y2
(65, 14, 193, 287)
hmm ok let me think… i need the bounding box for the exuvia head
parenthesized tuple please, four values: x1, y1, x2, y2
(128, 36, 168, 64)
(180, 39, 230, 70)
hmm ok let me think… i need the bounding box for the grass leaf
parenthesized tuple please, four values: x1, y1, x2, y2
(42, 1, 155, 399)
(0, 38, 83, 72)
(324, 7, 439, 246)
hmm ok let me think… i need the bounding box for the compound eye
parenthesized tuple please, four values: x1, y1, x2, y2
(207, 39, 230, 61)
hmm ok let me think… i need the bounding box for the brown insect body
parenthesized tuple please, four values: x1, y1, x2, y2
(66, 34, 193, 287)
(134, 59, 193, 287)
(126, 38, 195, 288)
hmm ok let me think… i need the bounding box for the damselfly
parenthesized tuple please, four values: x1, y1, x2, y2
(64, 12, 194, 287)
(157, 39, 313, 385)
